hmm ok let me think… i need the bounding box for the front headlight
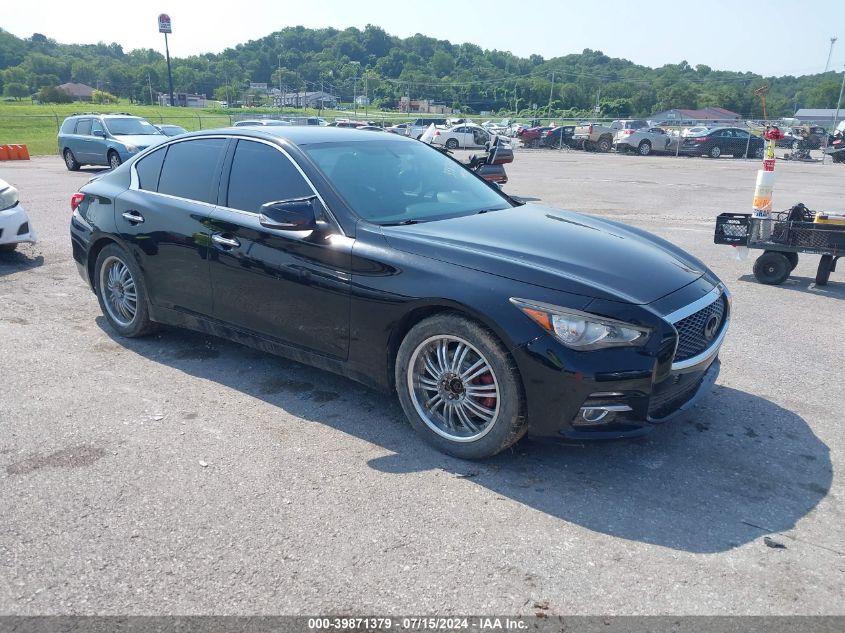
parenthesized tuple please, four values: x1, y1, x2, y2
(0, 182, 19, 211)
(511, 298, 650, 350)
(123, 143, 138, 153)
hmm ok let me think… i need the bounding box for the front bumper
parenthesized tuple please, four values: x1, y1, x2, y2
(0, 202, 37, 246)
(513, 286, 728, 440)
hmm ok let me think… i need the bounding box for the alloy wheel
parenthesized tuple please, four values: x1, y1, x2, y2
(99, 256, 138, 326)
(407, 335, 501, 442)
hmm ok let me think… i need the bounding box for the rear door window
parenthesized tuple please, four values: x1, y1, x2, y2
(225, 140, 313, 213)
(135, 146, 167, 191)
(157, 138, 226, 204)
(75, 119, 92, 135)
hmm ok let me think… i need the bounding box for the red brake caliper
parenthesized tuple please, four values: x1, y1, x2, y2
(473, 373, 496, 409)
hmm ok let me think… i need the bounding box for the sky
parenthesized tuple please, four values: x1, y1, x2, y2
(3, 0, 845, 77)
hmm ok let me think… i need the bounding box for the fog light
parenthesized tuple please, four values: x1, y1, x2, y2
(574, 404, 632, 426)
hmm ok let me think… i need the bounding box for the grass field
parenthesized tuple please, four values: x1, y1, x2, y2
(0, 101, 407, 156)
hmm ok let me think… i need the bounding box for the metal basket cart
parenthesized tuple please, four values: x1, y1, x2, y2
(714, 206, 844, 285)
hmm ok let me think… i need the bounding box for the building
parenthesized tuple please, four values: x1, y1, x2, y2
(650, 106, 742, 125)
(158, 93, 208, 108)
(274, 91, 337, 108)
(794, 109, 843, 125)
(355, 95, 370, 106)
(398, 97, 450, 114)
(57, 82, 94, 101)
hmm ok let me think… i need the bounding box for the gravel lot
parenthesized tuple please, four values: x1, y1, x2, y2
(1, 150, 843, 615)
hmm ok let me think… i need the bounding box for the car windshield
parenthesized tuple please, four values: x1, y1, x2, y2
(105, 118, 161, 136)
(303, 140, 513, 225)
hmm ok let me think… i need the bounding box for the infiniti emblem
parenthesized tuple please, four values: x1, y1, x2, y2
(703, 314, 721, 341)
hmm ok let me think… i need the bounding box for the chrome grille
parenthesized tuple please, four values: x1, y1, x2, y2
(673, 295, 726, 362)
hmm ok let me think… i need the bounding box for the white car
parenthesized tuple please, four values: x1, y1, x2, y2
(613, 127, 672, 155)
(432, 124, 507, 149)
(0, 178, 36, 253)
(682, 126, 710, 137)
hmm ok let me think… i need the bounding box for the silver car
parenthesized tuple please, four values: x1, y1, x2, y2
(614, 126, 672, 156)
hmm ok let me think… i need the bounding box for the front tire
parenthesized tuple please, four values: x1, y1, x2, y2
(395, 314, 526, 459)
(445, 138, 459, 150)
(638, 140, 652, 156)
(94, 244, 157, 337)
(108, 151, 122, 170)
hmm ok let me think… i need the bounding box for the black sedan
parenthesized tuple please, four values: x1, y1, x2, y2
(70, 127, 729, 459)
(680, 127, 765, 159)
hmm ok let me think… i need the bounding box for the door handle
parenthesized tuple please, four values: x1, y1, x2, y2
(212, 233, 240, 249)
(121, 210, 144, 224)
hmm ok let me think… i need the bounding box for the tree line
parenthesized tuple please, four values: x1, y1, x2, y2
(1, 26, 842, 118)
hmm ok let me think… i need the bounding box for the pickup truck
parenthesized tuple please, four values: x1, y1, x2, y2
(573, 119, 648, 152)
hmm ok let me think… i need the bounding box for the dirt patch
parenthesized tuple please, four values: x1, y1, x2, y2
(6, 444, 107, 476)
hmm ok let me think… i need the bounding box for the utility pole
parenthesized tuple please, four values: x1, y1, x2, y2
(147, 74, 153, 105)
(157, 14, 175, 107)
(547, 71, 555, 121)
(350, 61, 360, 117)
(824, 37, 838, 73)
(277, 55, 282, 109)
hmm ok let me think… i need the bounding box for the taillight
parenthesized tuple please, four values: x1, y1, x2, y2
(71, 192, 85, 211)
(694, 137, 708, 143)
(622, 129, 635, 135)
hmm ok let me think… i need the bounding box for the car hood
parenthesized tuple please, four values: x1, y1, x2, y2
(113, 134, 166, 148)
(380, 204, 705, 305)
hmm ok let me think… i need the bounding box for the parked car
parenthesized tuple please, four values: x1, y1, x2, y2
(776, 125, 827, 149)
(518, 126, 554, 148)
(574, 119, 648, 152)
(681, 126, 710, 137)
(540, 126, 576, 148)
(58, 113, 166, 170)
(356, 125, 383, 132)
(155, 124, 188, 137)
(287, 116, 329, 126)
(614, 127, 672, 155)
(0, 178, 36, 253)
(386, 122, 414, 135)
(432, 124, 506, 149)
(405, 117, 450, 139)
(70, 127, 728, 459)
(679, 127, 765, 159)
(233, 119, 292, 127)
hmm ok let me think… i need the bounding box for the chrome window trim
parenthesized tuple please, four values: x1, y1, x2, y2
(129, 134, 345, 236)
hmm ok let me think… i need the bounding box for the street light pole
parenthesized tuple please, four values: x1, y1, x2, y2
(351, 62, 360, 117)
(277, 55, 282, 110)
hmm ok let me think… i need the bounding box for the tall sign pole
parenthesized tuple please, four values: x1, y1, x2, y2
(158, 14, 175, 107)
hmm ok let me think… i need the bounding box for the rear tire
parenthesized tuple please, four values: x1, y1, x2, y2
(63, 149, 80, 171)
(709, 145, 722, 158)
(597, 136, 612, 152)
(0, 243, 18, 253)
(395, 313, 527, 459)
(753, 147, 764, 159)
(753, 251, 791, 285)
(445, 138, 459, 150)
(94, 244, 157, 337)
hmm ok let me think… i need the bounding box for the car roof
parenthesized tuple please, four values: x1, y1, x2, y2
(66, 113, 143, 119)
(171, 126, 414, 146)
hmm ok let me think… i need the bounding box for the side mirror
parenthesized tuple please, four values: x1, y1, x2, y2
(259, 196, 319, 231)
(92, 129, 106, 138)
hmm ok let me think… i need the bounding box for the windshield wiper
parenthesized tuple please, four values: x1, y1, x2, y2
(475, 207, 507, 215)
(381, 219, 421, 226)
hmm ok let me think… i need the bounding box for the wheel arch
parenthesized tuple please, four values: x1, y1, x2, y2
(86, 236, 125, 288)
(385, 300, 522, 393)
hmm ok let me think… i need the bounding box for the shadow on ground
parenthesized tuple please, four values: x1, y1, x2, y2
(98, 319, 832, 555)
(0, 247, 44, 277)
(738, 273, 844, 300)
